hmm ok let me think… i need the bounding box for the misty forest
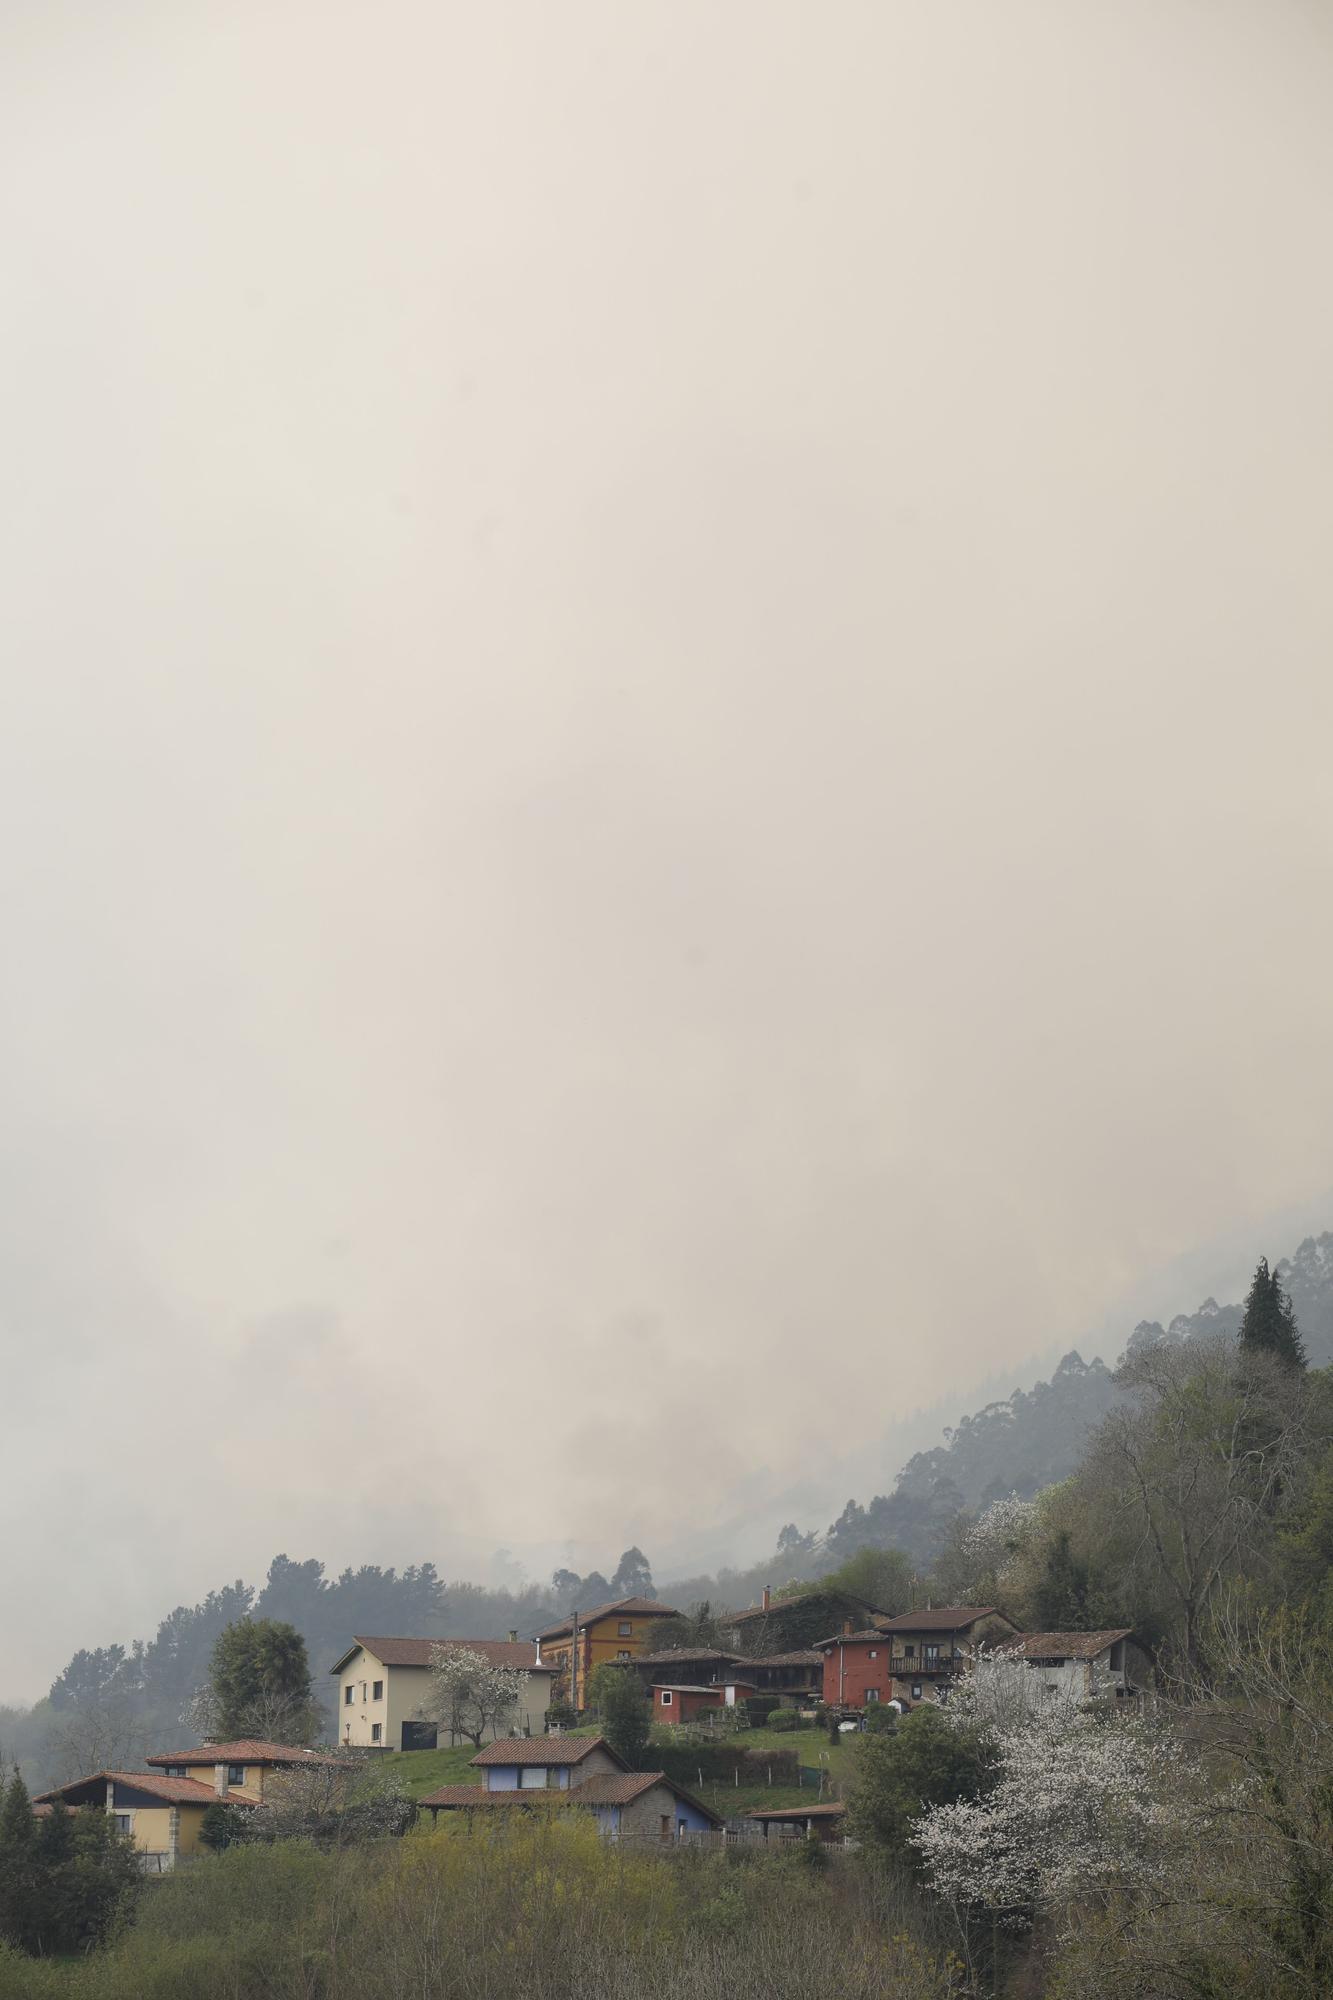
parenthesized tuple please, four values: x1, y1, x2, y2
(4, 1233, 1333, 1996)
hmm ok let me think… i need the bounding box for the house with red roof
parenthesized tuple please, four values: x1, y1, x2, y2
(33, 1737, 346, 1868)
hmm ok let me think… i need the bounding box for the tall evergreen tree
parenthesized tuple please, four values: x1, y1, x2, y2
(0, 1771, 39, 1952)
(1240, 1257, 1307, 1368)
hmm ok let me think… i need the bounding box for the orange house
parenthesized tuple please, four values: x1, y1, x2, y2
(538, 1596, 684, 1710)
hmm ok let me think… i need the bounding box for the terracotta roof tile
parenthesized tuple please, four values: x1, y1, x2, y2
(419, 1784, 547, 1809)
(35, 1771, 262, 1808)
(471, 1735, 626, 1769)
(746, 1802, 847, 1823)
(875, 1606, 1004, 1633)
(537, 1599, 683, 1643)
(1000, 1629, 1134, 1663)
(573, 1771, 723, 1825)
(746, 1650, 824, 1668)
(146, 1740, 344, 1769)
(630, 1648, 744, 1667)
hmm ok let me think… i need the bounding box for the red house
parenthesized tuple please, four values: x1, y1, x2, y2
(651, 1679, 757, 1725)
(816, 1628, 893, 1709)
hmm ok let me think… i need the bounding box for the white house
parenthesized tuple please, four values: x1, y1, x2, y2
(329, 1635, 556, 1749)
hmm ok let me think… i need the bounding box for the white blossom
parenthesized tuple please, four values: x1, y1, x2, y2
(913, 1651, 1180, 1925)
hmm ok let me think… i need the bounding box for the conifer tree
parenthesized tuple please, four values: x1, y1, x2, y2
(0, 1770, 39, 1952)
(1239, 1257, 1307, 1368)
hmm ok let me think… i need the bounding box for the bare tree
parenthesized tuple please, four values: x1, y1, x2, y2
(44, 1700, 145, 1783)
(238, 1747, 415, 1849)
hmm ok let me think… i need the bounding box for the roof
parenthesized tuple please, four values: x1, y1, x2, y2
(34, 1771, 262, 1808)
(746, 1802, 848, 1824)
(651, 1683, 755, 1696)
(146, 1739, 344, 1769)
(1000, 1629, 1134, 1663)
(573, 1771, 723, 1824)
(419, 1784, 545, 1810)
(874, 1607, 1004, 1633)
(537, 1598, 684, 1643)
(420, 1770, 723, 1827)
(746, 1650, 823, 1668)
(329, 1635, 556, 1674)
(630, 1647, 744, 1667)
(815, 1629, 889, 1649)
(471, 1735, 627, 1769)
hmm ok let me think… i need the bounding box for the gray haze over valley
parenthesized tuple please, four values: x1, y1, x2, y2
(3, 0, 1333, 1708)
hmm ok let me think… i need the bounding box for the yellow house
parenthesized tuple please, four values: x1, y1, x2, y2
(32, 1770, 258, 1870)
(330, 1636, 556, 1749)
(537, 1596, 685, 1710)
(34, 1739, 346, 1870)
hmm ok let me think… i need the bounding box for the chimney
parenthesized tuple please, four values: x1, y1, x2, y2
(843, 1618, 854, 1636)
(535, 1636, 542, 1664)
(761, 1585, 771, 1613)
(508, 1630, 517, 1644)
(214, 1764, 229, 1798)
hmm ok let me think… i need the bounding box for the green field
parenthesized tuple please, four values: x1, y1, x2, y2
(377, 1741, 482, 1799)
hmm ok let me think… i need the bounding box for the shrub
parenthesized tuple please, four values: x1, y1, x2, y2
(764, 1709, 800, 1732)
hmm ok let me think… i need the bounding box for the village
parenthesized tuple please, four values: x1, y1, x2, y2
(27, 1587, 1151, 1868)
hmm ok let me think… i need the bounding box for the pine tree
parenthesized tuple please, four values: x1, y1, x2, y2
(1032, 1531, 1096, 1630)
(0, 1771, 39, 1952)
(1239, 1257, 1307, 1369)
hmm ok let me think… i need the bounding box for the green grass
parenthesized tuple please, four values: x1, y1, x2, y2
(377, 1742, 481, 1799)
(382, 1724, 861, 1818)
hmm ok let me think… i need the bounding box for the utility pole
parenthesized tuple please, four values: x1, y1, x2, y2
(570, 1610, 580, 1713)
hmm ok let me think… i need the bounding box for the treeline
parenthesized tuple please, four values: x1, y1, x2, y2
(2, 1559, 566, 1795)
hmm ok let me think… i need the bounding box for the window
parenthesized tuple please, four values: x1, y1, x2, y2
(911, 1683, 922, 1700)
(904, 1644, 916, 1658)
(617, 1650, 631, 1661)
(371, 1723, 383, 1743)
(865, 1687, 879, 1703)
(924, 1645, 939, 1668)
(520, 1766, 548, 1789)
(344, 1685, 354, 1705)
(114, 1814, 133, 1835)
(868, 1649, 877, 1659)
(661, 1691, 673, 1706)
(228, 1766, 244, 1787)
(372, 1680, 384, 1700)
(618, 1622, 633, 1637)
(163, 1765, 187, 1777)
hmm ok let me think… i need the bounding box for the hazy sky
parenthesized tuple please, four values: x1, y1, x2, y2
(3, 0, 1332, 1698)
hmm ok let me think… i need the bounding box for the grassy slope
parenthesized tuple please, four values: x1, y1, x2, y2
(383, 1724, 861, 1817)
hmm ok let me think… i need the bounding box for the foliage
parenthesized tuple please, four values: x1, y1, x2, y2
(208, 1619, 319, 1744)
(0, 1819, 963, 2000)
(848, 1705, 996, 1862)
(585, 1666, 651, 1768)
(235, 1748, 416, 1848)
(0, 1777, 141, 1959)
(913, 1676, 1179, 1925)
(422, 1645, 529, 1749)
(1240, 1254, 1307, 1369)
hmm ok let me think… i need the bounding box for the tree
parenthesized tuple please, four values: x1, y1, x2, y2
(1241, 1256, 1307, 1369)
(198, 1800, 245, 1851)
(912, 1664, 1179, 1924)
(233, 1748, 415, 1849)
(0, 1771, 39, 1952)
(585, 1665, 650, 1769)
(1098, 1335, 1309, 1672)
(848, 1705, 996, 1861)
(423, 1645, 529, 1748)
(208, 1619, 319, 1743)
(1280, 1444, 1333, 1629)
(610, 1548, 654, 1598)
(1032, 1529, 1097, 1629)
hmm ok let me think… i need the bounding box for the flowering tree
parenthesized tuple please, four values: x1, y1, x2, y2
(423, 1645, 529, 1748)
(911, 1652, 1179, 1925)
(961, 1495, 1038, 1570)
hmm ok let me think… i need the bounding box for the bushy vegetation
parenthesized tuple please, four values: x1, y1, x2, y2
(0, 1821, 961, 1999)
